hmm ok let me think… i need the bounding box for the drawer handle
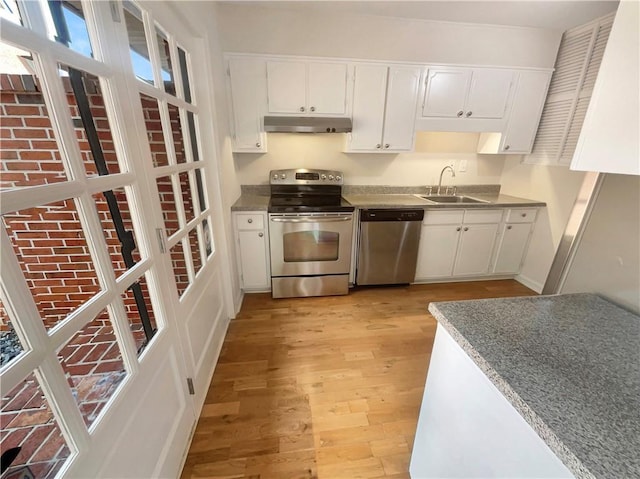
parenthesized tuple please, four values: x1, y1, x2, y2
(507, 225, 512, 230)
(466, 111, 473, 117)
(521, 213, 527, 217)
(463, 227, 469, 231)
(456, 227, 461, 232)
(247, 218, 253, 223)
(456, 110, 464, 117)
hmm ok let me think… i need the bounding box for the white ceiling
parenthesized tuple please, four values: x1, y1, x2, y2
(217, 1, 619, 31)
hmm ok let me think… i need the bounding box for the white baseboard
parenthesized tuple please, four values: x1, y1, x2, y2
(516, 274, 544, 293)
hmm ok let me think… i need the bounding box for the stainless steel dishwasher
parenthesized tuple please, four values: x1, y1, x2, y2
(356, 208, 424, 285)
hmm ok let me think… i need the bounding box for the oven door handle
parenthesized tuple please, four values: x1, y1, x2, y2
(270, 216, 352, 223)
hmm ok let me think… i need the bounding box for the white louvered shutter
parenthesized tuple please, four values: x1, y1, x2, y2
(527, 13, 614, 165)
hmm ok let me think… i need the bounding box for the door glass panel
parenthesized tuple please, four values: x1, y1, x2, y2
(0, 300, 26, 369)
(1, 373, 71, 478)
(170, 239, 189, 296)
(0, 41, 68, 189)
(283, 231, 339, 262)
(156, 175, 179, 236)
(167, 103, 186, 164)
(59, 64, 121, 176)
(180, 172, 194, 223)
(92, 187, 142, 278)
(139, 93, 168, 168)
(2, 199, 102, 331)
(177, 47, 191, 103)
(47, 0, 94, 58)
(203, 217, 213, 257)
(155, 27, 175, 95)
(188, 227, 202, 276)
(56, 307, 127, 428)
(122, 272, 157, 353)
(123, 1, 153, 85)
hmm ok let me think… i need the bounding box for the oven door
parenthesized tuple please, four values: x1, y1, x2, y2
(269, 213, 354, 277)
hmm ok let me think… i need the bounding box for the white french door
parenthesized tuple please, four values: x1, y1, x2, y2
(0, 1, 227, 477)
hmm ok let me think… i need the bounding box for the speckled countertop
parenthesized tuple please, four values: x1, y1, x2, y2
(429, 293, 640, 479)
(231, 184, 546, 211)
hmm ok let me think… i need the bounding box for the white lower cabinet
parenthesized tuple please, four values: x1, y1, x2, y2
(233, 212, 270, 291)
(415, 207, 538, 282)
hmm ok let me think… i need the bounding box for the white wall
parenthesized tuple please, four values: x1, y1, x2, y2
(236, 132, 505, 186)
(499, 157, 586, 291)
(561, 174, 640, 314)
(216, 4, 561, 68)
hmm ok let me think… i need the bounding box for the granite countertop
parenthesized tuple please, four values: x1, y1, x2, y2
(231, 184, 546, 211)
(428, 293, 640, 479)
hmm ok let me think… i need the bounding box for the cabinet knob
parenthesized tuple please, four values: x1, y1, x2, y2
(300, 106, 305, 112)
(310, 106, 316, 112)
(256, 142, 261, 148)
(376, 144, 382, 149)
(456, 227, 461, 232)
(456, 110, 464, 117)
(384, 144, 390, 149)
(247, 218, 253, 224)
(466, 111, 472, 117)
(258, 232, 263, 237)
(507, 225, 512, 230)
(521, 213, 527, 217)
(504, 145, 511, 151)
(463, 227, 469, 231)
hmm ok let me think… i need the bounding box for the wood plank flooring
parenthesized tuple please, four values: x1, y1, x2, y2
(180, 280, 535, 479)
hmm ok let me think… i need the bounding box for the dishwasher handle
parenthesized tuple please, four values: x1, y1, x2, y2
(360, 209, 424, 222)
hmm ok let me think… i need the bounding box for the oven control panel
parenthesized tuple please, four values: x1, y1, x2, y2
(270, 168, 343, 185)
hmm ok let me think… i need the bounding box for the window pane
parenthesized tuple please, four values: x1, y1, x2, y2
(47, 0, 94, 58)
(156, 27, 175, 95)
(170, 240, 188, 296)
(194, 168, 207, 212)
(186, 111, 200, 162)
(180, 172, 194, 223)
(189, 227, 202, 276)
(177, 47, 192, 103)
(122, 273, 157, 353)
(2, 199, 102, 331)
(92, 187, 142, 278)
(0, 300, 26, 369)
(1, 373, 71, 478)
(56, 308, 127, 428)
(140, 93, 168, 168)
(123, 2, 153, 85)
(0, 0, 23, 25)
(168, 103, 186, 164)
(59, 64, 121, 176)
(156, 175, 179, 236)
(0, 41, 68, 189)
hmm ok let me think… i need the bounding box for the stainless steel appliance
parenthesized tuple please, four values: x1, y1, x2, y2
(268, 169, 355, 298)
(356, 209, 424, 285)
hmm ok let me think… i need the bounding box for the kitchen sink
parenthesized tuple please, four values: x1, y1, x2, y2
(416, 195, 489, 204)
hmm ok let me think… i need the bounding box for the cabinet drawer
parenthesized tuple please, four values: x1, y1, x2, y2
(423, 210, 465, 225)
(463, 209, 503, 224)
(235, 213, 264, 230)
(506, 208, 538, 223)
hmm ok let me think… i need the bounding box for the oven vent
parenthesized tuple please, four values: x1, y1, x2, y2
(264, 116, 352, 133)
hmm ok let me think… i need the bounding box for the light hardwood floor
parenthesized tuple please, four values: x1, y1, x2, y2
(180, 280, 535, 479)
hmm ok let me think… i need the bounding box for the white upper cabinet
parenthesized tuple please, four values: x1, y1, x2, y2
(422, 67, 514, 120)
(348, 64, 421, 152)
(227, 57, 267, 153)
(477, 70, 552, 154)
(267, 61, 349, 115)
(570, 1, 639, 175)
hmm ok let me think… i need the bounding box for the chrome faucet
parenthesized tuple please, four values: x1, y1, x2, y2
(437, 165, 456, 195)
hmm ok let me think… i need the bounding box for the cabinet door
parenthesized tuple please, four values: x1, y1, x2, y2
(349, 64, 387, 151)
(308, 63, 348, 115)
(228, 57, 267, 152)
(382, 66, 421, 151)
(501, 71, 552, 153)
(267, 61, 307, 114)
(422, 68, 470, 117)
(415, 224, 460, 279)
(453, 224, 499, 276)
(493, 223, 532, 274)
(466, 69, 514, 119)
(237, 229, 270, 290)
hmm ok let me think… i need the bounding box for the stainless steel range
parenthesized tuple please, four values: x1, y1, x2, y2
(268, 169, 355, 299)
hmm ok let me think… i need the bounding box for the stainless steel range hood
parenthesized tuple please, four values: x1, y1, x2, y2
(264, 116, 352, 133)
